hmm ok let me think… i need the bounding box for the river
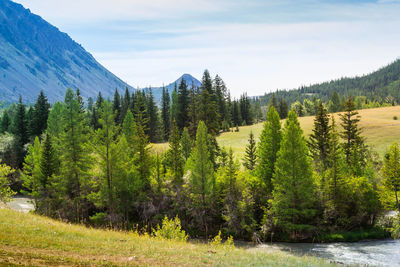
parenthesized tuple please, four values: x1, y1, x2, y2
(251, 239, 400, 266)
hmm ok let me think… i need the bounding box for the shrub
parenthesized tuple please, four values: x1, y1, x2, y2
(0, 160, 15, 203)
(153, 216, 188, 242)
(392, 214, 400, 239)
(393, 116, 398, 120)
(89, 212, 107, 226)
(210, 231, 235, 250)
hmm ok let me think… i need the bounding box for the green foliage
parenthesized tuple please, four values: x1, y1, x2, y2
(392, 214, 400, 239)
(180, 127, 192, 161)
(153, 216, 188, 242)
(382, 142, 400, 211)
(257, 106, 281, 194)
(210, 230, 235, 250)
(243, 131, 257, 171)
(271, 110, 317, 240)
(0, 159, 15, 202)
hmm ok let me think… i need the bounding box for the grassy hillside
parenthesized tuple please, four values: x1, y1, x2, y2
(0, 208, 335, 266)
(153, 105, 400, 160)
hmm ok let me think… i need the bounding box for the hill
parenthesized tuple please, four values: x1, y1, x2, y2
(0, 0, 131, 103)
(0, 208, 333, 266)
(217, 105, 400, 159)
(258, 59, 400, 106)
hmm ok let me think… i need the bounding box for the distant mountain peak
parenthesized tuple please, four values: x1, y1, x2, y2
(173, 74, 202, 87)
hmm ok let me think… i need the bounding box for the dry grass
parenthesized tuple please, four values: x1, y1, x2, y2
(0, 208, 335, 266)
(217, 105, 400, 160)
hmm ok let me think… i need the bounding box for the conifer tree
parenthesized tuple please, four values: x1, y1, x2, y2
(168, 121, 184, 186)
(39, 133, 58, 187)
(187, 121, 215, 236)
(0, 159, 14, 203)
(161, 87, 171, 141)
(113, 89, 121, 124)
(177, 79, 190, 131)
(12, 95, 28, 168)
(188, 86, 199, 137)
(309, 102, 331, 170)
(170, 84, 179, 125)
(232, 100, 241, 127)
(257, 106, 282, 194)
(93, 101, 120, 217)
(146, 89, 160, 142)
(198, 70, 220, 135)
(214, 75, 227, 123)
(1, 111, 10, 133)
(382, 142, 400, 211)
(58, 88, 93, 222)
(46, 102, 65, 141)
(243, 131, 257, 171)
(31, 90, 50, 138)
(180, 127, 192, 161)
(269, 93, 278, 110)
(330, 91, 341, 113)
(271, 110, 316, 239)
(121, 87, 131, 123)
(340, 97, 364, 164)
(278, 98, 289, 119)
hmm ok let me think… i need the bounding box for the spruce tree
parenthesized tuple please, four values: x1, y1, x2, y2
(271, 110, 317, 240)
(31, 90, 50, 138)
(339, 97, 364, 164)
(39, 133, 58, 188)
(113, 89, 121, 124)
(330, 91, 341, 113)
(243, 131, 257, 171)
(177, 79, 190, 131)
(58, 88, 93, 222)
(257, 106, 282, 194)
(161, 87, 171, 141)
(188, 86, 199, 137)
(1, 111, 10, 133)
(198, 70, 220, 135)
(121, 87, 131, 123)
(214, 75, 227, 123)
(278, 98, 289, 119)
(12, 95, 28, 168)
(187, 121, 215, 236)
(232, 100, 241, 127)
(46, 102, 65, 141)
(309, 102, 331, 170)
(93, 101, 120, 217)
(170, 84, 179, 125)
(180, 127, 192, 161)
(146, 89, 160, 143)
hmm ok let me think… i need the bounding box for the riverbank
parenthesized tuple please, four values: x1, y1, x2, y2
(0, 208, 335, 266)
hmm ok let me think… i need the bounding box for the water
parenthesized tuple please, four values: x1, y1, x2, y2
(6, 196, 35, 213)
(252, 239, 400, 266)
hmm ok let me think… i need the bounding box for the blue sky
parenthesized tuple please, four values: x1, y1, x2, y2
(14, 0, 400, 96)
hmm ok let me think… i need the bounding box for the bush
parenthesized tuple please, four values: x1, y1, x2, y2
(393, 116, 398, 120)
(89, 212, 107, 226)
(0, 160, 15, 203)
(210, 231, 235, 250)
(153, 216, 188, 242)
(391, 214, 400, 239)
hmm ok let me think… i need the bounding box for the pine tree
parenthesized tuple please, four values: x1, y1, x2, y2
(257, 106, 282, 194)
(58, 88, 93, 222)
(1, 111, 10, 133)
(12, 95, 28, 168)
(0, 159, 15, 203)
(180, 127, 192, 161)
(243, 131, 257, 171)
(39, 133, 58, 188)
(232, 100, 241, 126)
(121, 87, 131, 123)
(113, 89, 121, 124)
(382, 142, 400, 212)
(330, 91, 341, 113)
(177, 79, 190, 131)
(198, 70, 220, 135)
(161, 87, 171, 141)
(187, 121, 215, 236)
(339, 97, 364, 165)
(214, 75, 227, 123)
(308, 102, 331, 170)
(168, 121, 184, 186)
(93, 101, 120, 217)
(31, 90, 50, 138)
(46, 102, 65, 141)
(271, 110, 317, 240)
(146, 89, 160, 142)
(170, 83, 179, 125)
(188, 86, 199, 137)
(269, 93, 278, 110)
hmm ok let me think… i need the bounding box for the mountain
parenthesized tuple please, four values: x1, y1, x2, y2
(257, 59, 400, 106)
(0, 0, 131, 103)
(143, 73, 202, 103)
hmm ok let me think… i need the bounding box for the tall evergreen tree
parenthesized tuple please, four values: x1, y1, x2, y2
(278, 98, 289, 119)
(12, 95, 28, 168)
(170, 83, 179, 125)
(308, 102, 331, 170)
(58, 88, 93, 222)
(271, 110, 317, 240)
(146, 89, 160, 142)
(214, 75, 228, 123)
(31, 90, 50, 138)
(329, 91, 341, 113)
(257, 106, 282, 194)
(188, 86, 199, 137)
(168, 121, 184, 187)
(243, 131, 257, 171)
(177, 79, 190, 131)
(1, 111, 10, 133)
(180, 127, 192, 161)
(161, 87, 171, 141)
(232, 100, 241, 126)
(198, 70, 220, 135)
(121, 87, 131, 123)
(187, 121, 215, 236)
(113, 89, 121, 124)
(339, 97, 364, 164)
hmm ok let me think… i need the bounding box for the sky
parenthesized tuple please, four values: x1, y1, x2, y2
(14, 0, 400, 97)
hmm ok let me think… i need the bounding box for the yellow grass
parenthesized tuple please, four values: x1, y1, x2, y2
(218, 105, 400, 160)
(0, 208, 335, 266)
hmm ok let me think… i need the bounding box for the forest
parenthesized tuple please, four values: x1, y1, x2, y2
(0, 69, 400, 242)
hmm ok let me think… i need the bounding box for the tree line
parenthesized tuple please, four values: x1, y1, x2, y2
(0, 75, 399, 241)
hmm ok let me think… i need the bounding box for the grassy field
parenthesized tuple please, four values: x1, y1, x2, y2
(0, 208, 335, 266)
(218, 105, 400, 160)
